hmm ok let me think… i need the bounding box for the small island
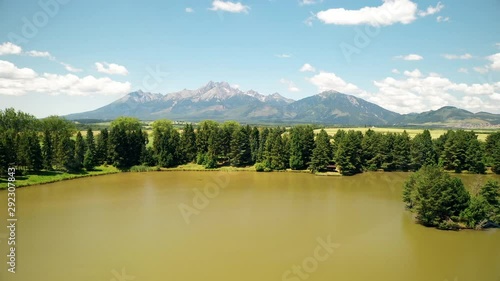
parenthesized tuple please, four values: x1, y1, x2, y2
(403, 165, 500, 230)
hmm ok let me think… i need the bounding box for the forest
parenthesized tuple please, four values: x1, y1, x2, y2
(1, 108, 500, 176)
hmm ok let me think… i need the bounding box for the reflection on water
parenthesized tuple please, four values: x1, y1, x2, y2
(0, 171, 499, 281)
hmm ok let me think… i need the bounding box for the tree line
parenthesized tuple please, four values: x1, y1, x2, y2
(1, 108, 500, 176)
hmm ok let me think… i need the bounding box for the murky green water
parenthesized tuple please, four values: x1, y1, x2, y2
(0, 171, 499, 281)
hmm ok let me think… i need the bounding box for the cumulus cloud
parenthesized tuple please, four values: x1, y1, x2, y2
(0, 42, 22, 55)
(392, 69, 400, 74)
(487, 53, 500, 71)
(0, 42, 54, 59)
(185, 7, 194, 13)
(300, 63, 316, 72)
(418, 2, 444, 17)
(395, 54, 424, 61)
(308, 72, 368, 97)
(280, 78, 300, 92)
(316, 0, 418, 26)
(307, 69, 500, 113)
(442, 53, 473, 60)
(209, 1, 249, 13)
(95, 62, 129, 75)
(0, 60, 130, 96)
(458, 68, 468, 73)
(0, 60, 37, 79)
(403, 69, 422, 78)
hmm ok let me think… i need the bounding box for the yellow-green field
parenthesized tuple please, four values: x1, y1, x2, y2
(316, 127, 498, 141)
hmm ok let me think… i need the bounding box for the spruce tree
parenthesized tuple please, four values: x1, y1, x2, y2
(26, 131, 42, 171)
(410, 129, 436, 170)
(74, 132, 85, 170)
(84, 128, 97, 169)
(229, 126, 251, 167)
(309, 129, 332, 172)
(289, 127, 304, 170)
(95, 128, 109, 165)
(249, 126, 260, 164)
(42, 130, 53, 170)
(180, 124, 197, 163)
(393, 131, 411, 171)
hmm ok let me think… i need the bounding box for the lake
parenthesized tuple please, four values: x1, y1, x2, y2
(1, 171, 499, 281)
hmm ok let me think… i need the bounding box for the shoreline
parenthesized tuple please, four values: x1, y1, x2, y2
(1, 164, 497, 189)
(0, 164, 344, 189)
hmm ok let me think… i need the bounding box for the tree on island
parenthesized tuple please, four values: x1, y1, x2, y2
(403, 165, 500, 230)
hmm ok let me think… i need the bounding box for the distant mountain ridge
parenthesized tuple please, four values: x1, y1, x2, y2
(65, 81, 500, 127)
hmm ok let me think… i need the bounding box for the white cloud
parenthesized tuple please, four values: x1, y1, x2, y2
(209, 1, 250, 13)
(307, 69, 500, 113)
(0, 60, 37, 79)
(395, 54, 424, 61)
(491, 93, 500, 101)
(403, 69, 422, 78)
(26, 50, 53, 58)
(496, 43, 500, 49)
(300, 63, 316, 72)
(436, 16, 450, 22)
(307, 72, 367, 96)
(95, 62, 129, 75)
(275, 53, 292, 58)
(458, 68, 468, 73)
(473, 66, 489, 74)
(0, 42, 22, 56)
(185, 7, 194, 13)
(418, 2, 444, 17)
(280, 78, 300, 92)
(300, 0, 323, 5)
(391, 69, 400, 74)
(442, 53, 473, 60)
(487, 53, 500, 71)
(316, 0, 418, 26)
(61, 62, 82, 73)
(0, 60, 130, 96)
(371, 73, 500, 113)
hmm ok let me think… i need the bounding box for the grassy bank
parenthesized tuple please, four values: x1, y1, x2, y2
(0, 163, 344, 190)
(0, 165, 120, 189)
(160, 163, 256, 172)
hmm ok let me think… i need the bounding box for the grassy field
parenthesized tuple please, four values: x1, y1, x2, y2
(161, 163, 256, 171)
(316, 127, 497, 141)
(0, 165, 120, 189)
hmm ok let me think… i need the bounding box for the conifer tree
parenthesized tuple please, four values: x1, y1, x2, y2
(309, 129, 332, 172)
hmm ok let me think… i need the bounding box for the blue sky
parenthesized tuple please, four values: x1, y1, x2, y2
(0, 0, 499, 117)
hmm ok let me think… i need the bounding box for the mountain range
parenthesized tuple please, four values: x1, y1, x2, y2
(65, 81, 500, 127)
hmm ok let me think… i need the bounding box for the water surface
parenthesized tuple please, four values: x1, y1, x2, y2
(1, 171, 499, 281)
